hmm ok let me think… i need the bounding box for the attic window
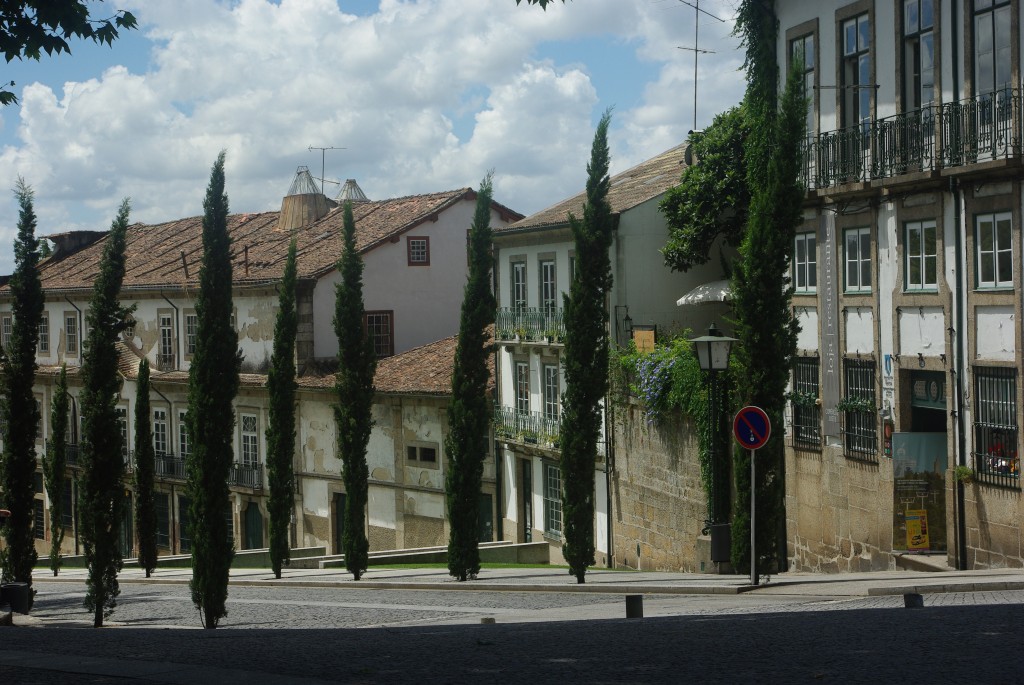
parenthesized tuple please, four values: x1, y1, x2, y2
(407, 237, 430, 266)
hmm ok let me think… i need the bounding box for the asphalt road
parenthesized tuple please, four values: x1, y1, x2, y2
(0, 582, 1019, 683)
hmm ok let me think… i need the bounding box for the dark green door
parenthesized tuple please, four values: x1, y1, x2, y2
(333, 493, 346, 555)
(478, 493, 494, 542)
(244, 501, 263, 549)
(119, 491, 133, 558)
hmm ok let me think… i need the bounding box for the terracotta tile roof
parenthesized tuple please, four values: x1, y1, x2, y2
(498, 142, 688, 233)
(18, 188, 521, 293)
(298, 332, 495, 397)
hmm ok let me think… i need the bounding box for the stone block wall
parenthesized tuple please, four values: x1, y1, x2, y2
(609, 402, 711, 572)
(786, 443, 895, 572)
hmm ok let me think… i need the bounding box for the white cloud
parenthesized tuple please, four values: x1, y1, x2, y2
(0, 0, 747, 273)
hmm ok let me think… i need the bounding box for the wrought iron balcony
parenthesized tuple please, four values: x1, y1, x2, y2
(493, 405, 561, 450)
(495, 307, 565, 344)
(229, 462, 263, 490)
(155, 451, 187, 480)
(940, 90, 1021, 167)
(803, 91, 1021, 190)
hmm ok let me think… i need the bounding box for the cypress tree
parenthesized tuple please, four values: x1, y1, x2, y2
(729, 1, 806, 573)
(267, 238, 298, 579)
(44, 365, 69, 576)
(134, 358, 157, 578)
(186, 151, 240, 629)
(1, 179, 44, 600)
(334, 201, 376, 581)
(79, 198, 132, 627)
(445, 173, 496, 581)
(560, 110, 614, 584)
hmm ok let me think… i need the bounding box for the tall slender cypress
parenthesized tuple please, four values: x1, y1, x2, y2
(560, 110, 614, 584)
(445, 174, 496, 581)
(267, 239, 298, 579)
(79, 198, 132, 627)
(0, 179, 43, 596)
(186, 152, 240, 628)
(44, 365, 69, 577)
(729, 2, 806, 572)
(334, 201, 376, 581)
(134, 358, 157, 578)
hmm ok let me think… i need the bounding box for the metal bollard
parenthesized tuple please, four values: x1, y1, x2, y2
(903, 593, 924, 608)
(625, 594, 643, 618)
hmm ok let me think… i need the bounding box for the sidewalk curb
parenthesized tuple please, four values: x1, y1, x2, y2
(867, 581, 1024, 596)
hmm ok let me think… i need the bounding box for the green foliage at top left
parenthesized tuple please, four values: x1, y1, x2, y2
(611, 336, 720, 517)
(0, 1, 138, 105)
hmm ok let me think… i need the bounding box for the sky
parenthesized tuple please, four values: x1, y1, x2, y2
(0, 0, 748, 275)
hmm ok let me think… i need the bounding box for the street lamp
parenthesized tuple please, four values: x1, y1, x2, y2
(690, 323, 736, 566)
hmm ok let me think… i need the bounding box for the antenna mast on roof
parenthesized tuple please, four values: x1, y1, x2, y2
(307, 145, 346, 194)
(676, 0, 726, 131)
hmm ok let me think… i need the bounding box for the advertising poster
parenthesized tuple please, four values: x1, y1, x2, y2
(892, 433, 947, 553)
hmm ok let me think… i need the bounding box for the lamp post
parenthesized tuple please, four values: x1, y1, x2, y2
(690, 323, 736, 565)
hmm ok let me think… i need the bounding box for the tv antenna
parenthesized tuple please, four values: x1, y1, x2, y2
(308, 146, 346, 194)
(676, 0, 726, 131)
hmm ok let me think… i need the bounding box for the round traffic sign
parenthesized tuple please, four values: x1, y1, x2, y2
(733, 405, 771, 450)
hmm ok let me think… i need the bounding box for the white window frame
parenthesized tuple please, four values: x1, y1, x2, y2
(905, 220, 937, 290)
(178, 410, 191, 459)
(153, 408, 168, 455)
(38, 314, 49, 354)
(0, 313, 11, 351)
(975, 211, 1013, 288)
(539, 259, 557, 314)
(543, 364, 560, 422)
(794, 233, 817, 293)
(844, 227, 872, 293)
(159, 314, 174, 369)
(241, 413, 259, 466)
(515, 361, 530, 415)
(185, 313, 198, 357)
(511, 261, 527, 310)
(543, 462, 562, 537)
(65, 313, 78, 356)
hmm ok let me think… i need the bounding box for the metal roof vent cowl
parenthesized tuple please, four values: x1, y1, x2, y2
(278, 166, 330, 232)
(336, 178, 369, 203)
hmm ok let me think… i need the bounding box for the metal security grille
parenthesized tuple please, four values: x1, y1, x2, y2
(792, 357, 821, 448)
(973, 366, 1019, 488)
(843, 358, 877, 461)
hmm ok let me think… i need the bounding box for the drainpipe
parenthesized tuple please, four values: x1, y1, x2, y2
(605, 395, 615, 568)
(950, 0, 968, 571)
(492, 245, 504, 543)
(160, 291, 180, 370)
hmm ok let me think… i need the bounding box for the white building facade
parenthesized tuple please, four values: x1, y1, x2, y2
(777, 0, 1024, 570)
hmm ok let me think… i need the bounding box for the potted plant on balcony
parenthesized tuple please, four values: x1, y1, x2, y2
(521, 428, 539, 445)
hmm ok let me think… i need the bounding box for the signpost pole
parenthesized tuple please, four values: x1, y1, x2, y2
(750, 447, 757, 586)
(733, 405, 769, 588)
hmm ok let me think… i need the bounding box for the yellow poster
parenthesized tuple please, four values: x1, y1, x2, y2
(905, 509, 930, 551)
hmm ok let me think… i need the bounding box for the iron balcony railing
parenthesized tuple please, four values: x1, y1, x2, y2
(229, 462, 263, 490)
(494, 405, 561, 449)
(495, 307, 565, 344)
(44, 441, 131, 472)
(155, 451, 187, 480)
(803, 90, 1021, 190)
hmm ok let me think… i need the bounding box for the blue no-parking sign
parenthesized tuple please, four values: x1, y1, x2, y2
(733, 406, 771, 450)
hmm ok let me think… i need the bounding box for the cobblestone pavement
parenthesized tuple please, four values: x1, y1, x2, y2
(1, 599, 1022, 683)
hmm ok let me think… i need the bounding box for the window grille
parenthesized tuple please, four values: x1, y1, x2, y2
(792, 357, 821, 448)
(973, 366, 1019, 488)
(843, 358, 878, 461)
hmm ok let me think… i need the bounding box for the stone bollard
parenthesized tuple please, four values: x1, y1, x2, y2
(903, 593, 924, 608)
(480, 617, 495, 624)
(625, 594, 643, 618)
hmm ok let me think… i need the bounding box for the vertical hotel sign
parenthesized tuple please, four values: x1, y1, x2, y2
(820, 213, 841, 437)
